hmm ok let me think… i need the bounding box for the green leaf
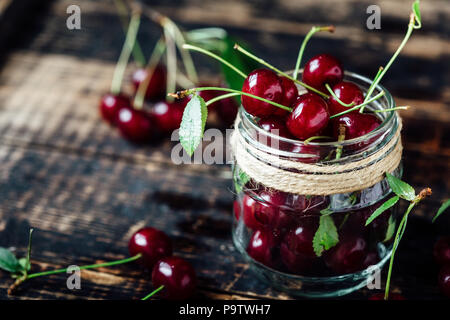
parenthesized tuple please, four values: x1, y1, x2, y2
(386, 172, 416, 201)
(383, 214, 396, 242)
(412, 0, 421, 24)
(365, 196, 399, 226)
(220, 36, 259, 104)
(313, 214, 339, 257)
(179, 94, 208, 156)
(18, 258, 31, 272)
(234, 169, 250, 194)
(0, 247, 20, 273)
(432, 199, 450, 223)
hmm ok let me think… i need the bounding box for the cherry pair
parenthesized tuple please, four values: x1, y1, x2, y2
(433, 236, 450, 298)
(129, 227, 196, 300)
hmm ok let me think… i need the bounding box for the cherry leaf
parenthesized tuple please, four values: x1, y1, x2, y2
(412, 0, 421, 25)
(432, 199, 450, 223)
(179, 94, 208, 156)
(386, 173, 416, 201)
(313, 213, 339, 257)
(365, 196, 399, 226)
(0, 247, 21, 273)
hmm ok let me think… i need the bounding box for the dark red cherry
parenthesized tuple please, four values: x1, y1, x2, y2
(99, 93, 131, 125)
(277, 77, 298, 116)
(288, 143, 321, 163)
(282, 220, 316, 257)
(216, 95, 239, 127)
(258, 117, 293, 138)
(302, 54, 344, 92)
(116, 107, 154, 143)
(288, 195, 328, 215)
(369, 293, 406, 300)
(242, 69, 283, 117)
(328, 81, 364, 116)
(233, 200, 241, 221)
(433, 236, 450, 266)
(150, 100, 184, 133)
(286, 93, 330, 140)
(438, 265, 450, 298)
(332, 113, 381, 140)
(256, 191, 294, 230)
(242, 195, 264, 230)
(246, 229, 280, 268)
(324, 235, 368, 274)
(132, 65, 166, 100)
(362, 250, 380, 268)
(151, 256, 197, 300)
(129, 227, 173, 269)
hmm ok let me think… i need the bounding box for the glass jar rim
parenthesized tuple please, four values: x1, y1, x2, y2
(239, 70, 398, 149)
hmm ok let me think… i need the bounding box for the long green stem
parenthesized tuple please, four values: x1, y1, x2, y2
(361, 14, 418, 112)
(303, 136, 332, 145)
(384, 202, 415, 300)
(233, 44, 329, 99)
(27, 254, 142, 279)
(164, 23, 177, 102)
(205, 93, 240, 107)
(329, 91, 386, 119)
(25, 229, 34, 272)
(183, 44, 247, 78)
(293, 25, 335, 80)
(373, 106, 409, 113)
(325, 83, 355, 107)
(141, 285, 165, 300)
(177, 87, 292, 112)
(113, 0, 146, 67)
(134, 37, 166, 109)
(111, 12, 141, 95)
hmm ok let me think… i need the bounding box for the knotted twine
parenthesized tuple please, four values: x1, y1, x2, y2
(230, 115, 403, 196)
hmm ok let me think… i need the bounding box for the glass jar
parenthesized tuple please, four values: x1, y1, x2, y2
(231, 71, 402, 298)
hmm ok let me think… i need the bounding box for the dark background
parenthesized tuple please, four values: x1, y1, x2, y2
(0, 0, 448, 300)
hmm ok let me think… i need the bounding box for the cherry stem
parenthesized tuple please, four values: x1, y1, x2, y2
(183, 44, 248, 78)
(111, 11, 141, 95)
(113, 0, 146, 68)
(361, 12, 421, 111)
(233, 44, 330, 99)
(173, 87, 292, 112)
(335, 125, 346, 160)
(134, 37, 166, 109)
(205, 92, 240, 107)
(164, 22, 177, 102)
(329, 91, 385, 119)
(26, 254, 142, 279)
(373, 106, 409, 113)
(141, 285, 165, 300)
(325, 83, 355, 108)
(24, 228, 34, 273)
(293, 25, 335, 80)
(303, 135, 332, 145)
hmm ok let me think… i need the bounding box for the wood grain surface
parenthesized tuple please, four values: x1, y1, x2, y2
(0, 0, 448, 300)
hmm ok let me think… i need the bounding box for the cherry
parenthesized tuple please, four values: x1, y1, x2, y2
(132, 64, 166, 100)
(286, 93, 330, 140)
(328, 81, 364, 116)
(246, 229, 280, 268)
(256, 191, 294, 230)
(362, 250, 380, 268)
(233, 200, 241, 221)
(332, 113, 381, 140)
(150, 100, 184, 133)
(278, 77, 298, 116)
(116, 107, 154, 143)
(151, 256, 197, 300)
(99, 93, 131, 125)
(288, 143, 322, 163)
(282, 220, 316, 257)
(369, 293, 406, 300)
(258, 117, 293, 139)
(288, 195, 328, 215)
(129, 227, 173, 269)
(242, 195, 264, 230)
(433, 236, 450, 266)
(241, 69, 284, 118)
(324, 235, 368, 274)
(302, 54, 344, 92)
(438, 265, 450, 298)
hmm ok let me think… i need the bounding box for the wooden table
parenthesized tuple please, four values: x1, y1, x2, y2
(0, 0, 448, 300)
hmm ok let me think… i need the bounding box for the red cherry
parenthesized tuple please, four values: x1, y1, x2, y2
(438, 265, 450, 298)
(302, 54, 344, 92)
(99, 93, 131, 125)
(369, 293, 406, 300)
(324, 235, 368, 274)
(258, 117, 293, 138)
(246, 229, 280, 268)
(433, 236, 450, 266)
(328, 81, 364, 116)
(233, 200, 241, 221)
(282, 220, 316, 257)
(116, 107, 154, 143)
(242, 69, 283, 117)
(289, 143, 321, 163)
(132, 65, 166, 100)
(129, 227, 173, 269)
(332, 113, 381, 140)
(152, 256, 197, 300)
(289, 195, 328, 215)
(256, 191, 293, 230)
(277, 77, 298, 116)
(362, 250, 380, 268)
(286, 93, 330, 140)
(242, 195, 264, 230)
(150, 100, 184, 133)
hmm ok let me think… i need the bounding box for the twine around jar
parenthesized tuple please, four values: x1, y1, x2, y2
(230, 114, 403, 196)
